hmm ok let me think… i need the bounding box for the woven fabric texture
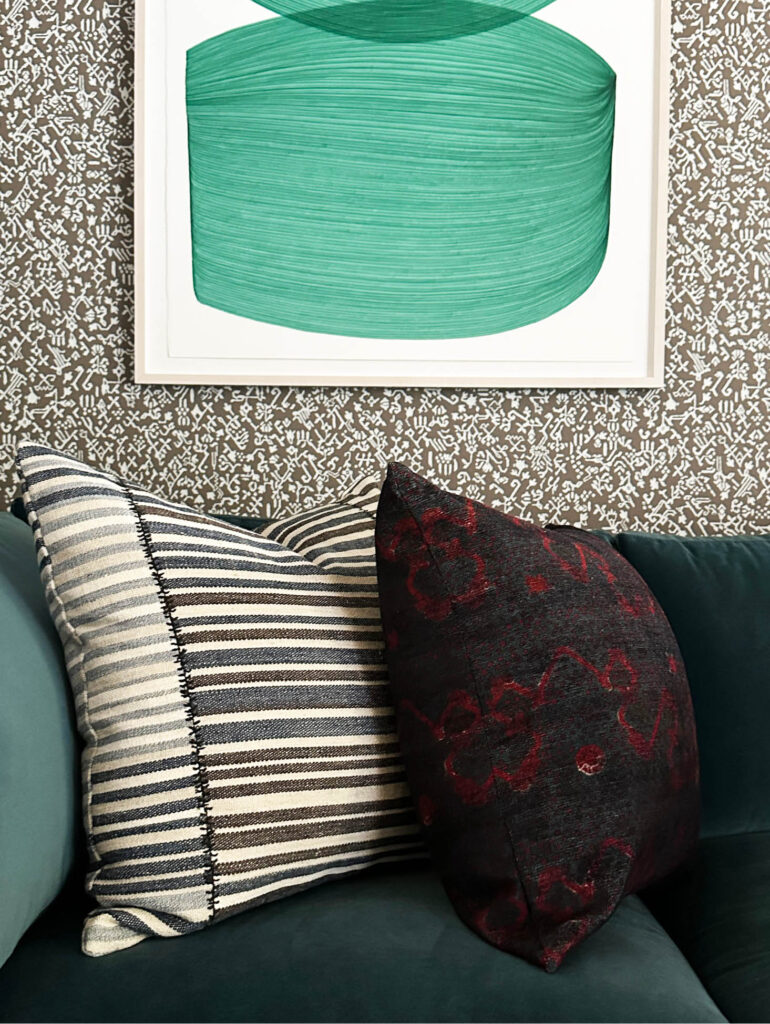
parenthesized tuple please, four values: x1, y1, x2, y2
(375, 463, 700, 971)
(16, 444, 421, 956)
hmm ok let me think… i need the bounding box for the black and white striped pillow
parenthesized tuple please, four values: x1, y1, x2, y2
(16, 443, 422, 957)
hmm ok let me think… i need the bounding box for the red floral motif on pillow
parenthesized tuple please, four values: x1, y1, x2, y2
(376, 464, 700, 971)
(378, 498, 490, 621)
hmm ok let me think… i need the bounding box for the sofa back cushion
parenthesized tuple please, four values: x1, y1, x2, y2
(0, 513, 79, 968)
(615, 532, 770, 838)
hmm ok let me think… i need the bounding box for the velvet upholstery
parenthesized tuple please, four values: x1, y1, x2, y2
(3, 506, 770, 1022)
(0, 865, 725, 1024)
(0, 514, 79, 968)
(645, 833, 770, 1024)
(615, 532, 770, 837)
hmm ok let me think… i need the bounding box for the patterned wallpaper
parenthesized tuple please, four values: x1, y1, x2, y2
(1, 1, 768, 532)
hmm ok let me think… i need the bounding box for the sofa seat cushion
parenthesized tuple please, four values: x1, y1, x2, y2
(646, 832, 770, 1024)
(0, 865, 724, 1024)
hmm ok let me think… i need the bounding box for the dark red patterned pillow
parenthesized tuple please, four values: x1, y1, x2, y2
(375, 464, 700, 971)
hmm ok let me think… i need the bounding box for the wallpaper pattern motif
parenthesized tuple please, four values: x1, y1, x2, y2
(1, 1, 768, 532)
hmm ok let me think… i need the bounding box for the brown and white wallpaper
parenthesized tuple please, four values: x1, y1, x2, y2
(1, 1, 768, 532)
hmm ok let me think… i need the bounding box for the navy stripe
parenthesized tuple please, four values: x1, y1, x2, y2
(91, 871, 211, 895)
(105, 909, 200, 936)
(91, 797, 202, 827)
(98, 854, 210, 880)
(91, 754, 197, 785)
(95, 775, 204, 805)
(96, 816, 204, 843)
(97, 838, 209, 865)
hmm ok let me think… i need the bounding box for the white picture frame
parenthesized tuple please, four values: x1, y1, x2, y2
(135, 0, 670, 387)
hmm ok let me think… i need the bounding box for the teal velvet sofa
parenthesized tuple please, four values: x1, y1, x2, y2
(1, 508, 769, 1024)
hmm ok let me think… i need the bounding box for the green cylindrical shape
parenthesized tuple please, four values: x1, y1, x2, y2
(186, 4, 616, 339)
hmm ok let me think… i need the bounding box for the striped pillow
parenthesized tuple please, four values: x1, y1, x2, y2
(16, 443, 422, 957)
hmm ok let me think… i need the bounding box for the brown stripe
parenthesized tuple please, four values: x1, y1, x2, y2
(192, 686, 389, 715)
(292, 519, 376, 554)
(135, 503, 245, 532)
(211, 810, 419, 850)
(168, 592, 380, 609)
(205, 742, 402, 767)
(262, 504, 350, 545)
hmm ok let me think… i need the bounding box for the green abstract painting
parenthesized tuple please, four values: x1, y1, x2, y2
(186, 0, 616, 339)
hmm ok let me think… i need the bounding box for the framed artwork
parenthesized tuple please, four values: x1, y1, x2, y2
(135, 0, 670, 387)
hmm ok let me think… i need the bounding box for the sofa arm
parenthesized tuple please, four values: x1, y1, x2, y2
(0, 512, 80, 968)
